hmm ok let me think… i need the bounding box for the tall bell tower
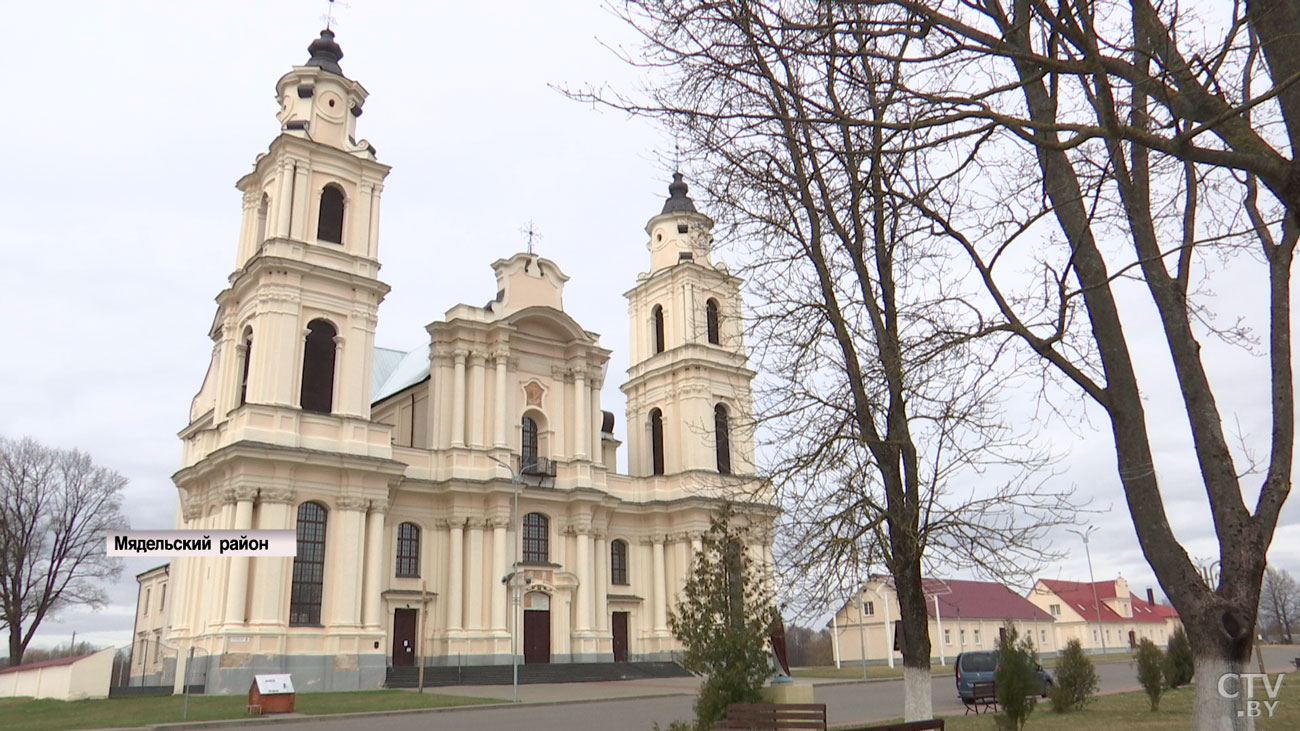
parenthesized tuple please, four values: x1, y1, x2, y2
(621, 174, 756, 481)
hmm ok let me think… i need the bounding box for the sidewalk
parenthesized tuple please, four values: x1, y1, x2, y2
(409, 675, 703, 704)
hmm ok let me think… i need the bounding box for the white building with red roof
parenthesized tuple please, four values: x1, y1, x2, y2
(827, 577, 1059, 666)
(1026, 576, 1182, 654)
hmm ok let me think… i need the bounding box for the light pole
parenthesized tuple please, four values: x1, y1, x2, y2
(488, 453, 533, 704)
(1069, 526, 1107, 656)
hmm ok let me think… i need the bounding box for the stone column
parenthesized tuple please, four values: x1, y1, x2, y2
(573, 366, 588, 460)
(330, 497, 368, 627)
(494, 348, 509, 448)
(466, 519, 485, 629)
(447, 520, 464, 630)
(291, 161, 311, 240)
(651, 535, 667, 631)
(274, 158, 294, 239)
(361, 500, 387, 629)
(673, 535, 689, 608)
(590, 379, 602, 466)
(490, 517, 509, 631)
(366, 182, 383, 259)
(574, 520, 592, 631)
(222, 488, 257, 625)
(251, 488, 294, 626)
(451, 350, 467, 447)
(468, 352, 486, 448)
(594, 534, 608, 632)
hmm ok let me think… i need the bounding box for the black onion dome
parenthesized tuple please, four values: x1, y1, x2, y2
(306, 29, 345, 76)
(661, 172, 697, 214)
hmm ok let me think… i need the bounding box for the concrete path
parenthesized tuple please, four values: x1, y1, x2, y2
(150, 646, 1298, 731)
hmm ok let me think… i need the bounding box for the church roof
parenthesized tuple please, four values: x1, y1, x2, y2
(305, 29, 345, 76)
(661, 172, 697, 214)
(372, 347, 429, 403)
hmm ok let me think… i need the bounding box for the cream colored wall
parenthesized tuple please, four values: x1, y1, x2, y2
(0, 647, 114, 700)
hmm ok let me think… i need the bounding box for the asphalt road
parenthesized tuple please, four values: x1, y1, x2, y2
(227, 646, 1297, 731)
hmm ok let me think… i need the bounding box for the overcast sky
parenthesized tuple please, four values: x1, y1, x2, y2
(2, 1, 1296, 652)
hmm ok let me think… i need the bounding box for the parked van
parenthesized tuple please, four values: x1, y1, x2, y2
(954, 650, 1053, 703)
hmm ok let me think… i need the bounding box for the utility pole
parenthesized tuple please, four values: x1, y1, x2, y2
(489, 452, 536, 704)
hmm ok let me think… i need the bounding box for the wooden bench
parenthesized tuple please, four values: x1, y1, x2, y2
(715, 703, 827, 730)
(832, 720, 945, 731)
(963, 681, 998, 715)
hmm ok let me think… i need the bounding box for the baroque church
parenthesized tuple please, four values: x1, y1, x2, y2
(150, 30, 774, 693)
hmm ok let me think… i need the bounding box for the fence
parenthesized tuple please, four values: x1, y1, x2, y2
(109, 638, 207, 696)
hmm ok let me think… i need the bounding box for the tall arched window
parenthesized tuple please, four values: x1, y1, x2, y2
(238, 327, 253, 406)
(290, 502, 328, 625)
(715, 403, 732, 475)
(610, 539, 629, 585)
(256, 193, 270, 245)
(652, 305, 665, 354)
(649, 408, 665, 475)
(300, 319, 337, 413)
(523, 513, 549, 563)
(318, 184, 345, 244)
(395, 522, 420, 578)
(521, 416, 539, 468)
(706, 298, 721, 345)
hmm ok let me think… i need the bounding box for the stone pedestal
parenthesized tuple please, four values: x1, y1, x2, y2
(761, 682, 816, 704)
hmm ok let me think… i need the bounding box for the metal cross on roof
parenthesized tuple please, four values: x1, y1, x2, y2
(520, 220, 542, 255)
(321, 0, 349, 30)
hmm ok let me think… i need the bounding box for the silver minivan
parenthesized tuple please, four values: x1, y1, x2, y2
(954, 650, 1053, 703)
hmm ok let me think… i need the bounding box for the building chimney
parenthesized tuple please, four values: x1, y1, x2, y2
(1147, 588, 1155, 604)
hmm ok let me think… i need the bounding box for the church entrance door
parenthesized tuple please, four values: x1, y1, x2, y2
(523, 591, 551, 664)
(392, 608, 417, 666)
(612, 612, 629, 662)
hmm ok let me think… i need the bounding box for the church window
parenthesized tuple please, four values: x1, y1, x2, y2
(649, 408, 665, 475)
(300, 319, 337, 413)
(239, 328, 253, 406)
(317, 184, 345, 244)
(290, 501, 328, 626)
(159, 584, 166, 612)
(522, 416, 539, 468)
(610, 539, 629, 585)
(523, 513, 549, 563)
(256, 193, 269, 244)
(715, 404, 732, 475)
(706, 298, 721, 344)
(652, 305, 665, 354)
(396, 522, 420, 578)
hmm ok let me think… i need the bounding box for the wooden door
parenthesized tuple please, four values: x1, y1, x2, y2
(612, 612, 629, 662)
(392, 609, 417, 666)
(524, 610, 551, 664)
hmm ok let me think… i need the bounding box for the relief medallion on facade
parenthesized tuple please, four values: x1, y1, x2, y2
(524, 381, 545, 407)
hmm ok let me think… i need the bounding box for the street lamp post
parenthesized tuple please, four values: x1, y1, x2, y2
(488, 453, 533, 704)
(1069, 526, 1107, 656)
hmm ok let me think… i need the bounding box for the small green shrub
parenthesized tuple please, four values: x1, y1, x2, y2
(1164, 627, 1194, 688)
(652, 722, 698, 731)
(995, 623, 1040, 731)
(1049, 638, 1099, 712)
(1136, 638, 1167, 711)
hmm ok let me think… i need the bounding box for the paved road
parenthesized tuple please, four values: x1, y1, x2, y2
(221, 647, 1296, 731)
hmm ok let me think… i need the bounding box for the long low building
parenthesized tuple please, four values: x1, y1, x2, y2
(828, 577, 1059, 666)
(1026, 576, 1181, 653)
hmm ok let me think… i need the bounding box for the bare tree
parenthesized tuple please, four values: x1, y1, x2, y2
(1259, 567, 1299, 644)
(0, 437, 127, 665)
(802, 2, 1298, 728)
(580, 1, 1075, 719)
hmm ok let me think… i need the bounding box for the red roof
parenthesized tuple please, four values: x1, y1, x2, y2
(0, 653, 94, 675)
(922, 578, 1054, 622)
(1035, 579, 1178, 624)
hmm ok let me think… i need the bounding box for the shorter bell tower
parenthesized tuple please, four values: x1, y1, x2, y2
(622, 175, 756, 481)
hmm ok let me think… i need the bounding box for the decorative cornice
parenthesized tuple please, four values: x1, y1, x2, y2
(259, 487, 296, 504)
(336, 496, 370, 511)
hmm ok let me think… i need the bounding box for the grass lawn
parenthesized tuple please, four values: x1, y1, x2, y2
(0, 689, 499, 731)
(845, 680, 1299, 729)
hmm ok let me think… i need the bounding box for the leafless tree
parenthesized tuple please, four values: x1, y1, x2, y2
(794, 2, 1297, 728)
(0, 437, 128, 665)
(579, 1, 1076, 719)
(1259, 567, 1299, 644)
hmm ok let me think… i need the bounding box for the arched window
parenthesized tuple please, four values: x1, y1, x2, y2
(706, 298, 721, 345)
(290, 502, 328, 625)
(256, 193, 269, 244)
(238, 328, 253, 406)
(649, 408, 665, 476)
(300, 319, 337, 413)
(395, 522, 420, 577)
(715, 403, 732, 475)
(317, 184, 345, 244)
(610, 539, 629, 585)
(523, 513, 549, 563)
(521, 416, 539, 468)
(652, 305, 665, 354)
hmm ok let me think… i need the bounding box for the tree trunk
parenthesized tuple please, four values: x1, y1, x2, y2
(1193, 654, 1255, 731)
(892, 546, 933, 720)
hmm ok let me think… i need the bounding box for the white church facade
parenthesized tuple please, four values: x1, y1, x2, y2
(148, 30, 774, 694)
